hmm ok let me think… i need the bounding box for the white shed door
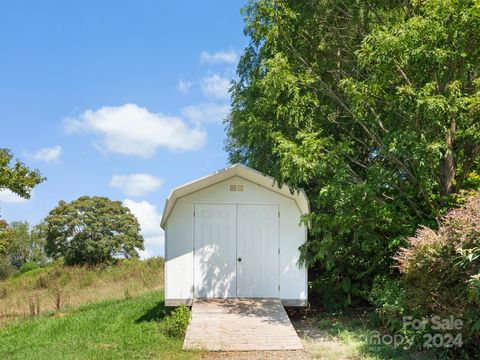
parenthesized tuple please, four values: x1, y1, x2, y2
(236, 204, 279, 298)
(194, 204, 237, 298)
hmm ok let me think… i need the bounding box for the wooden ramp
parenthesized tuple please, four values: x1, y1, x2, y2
(183, 299, 303, 351)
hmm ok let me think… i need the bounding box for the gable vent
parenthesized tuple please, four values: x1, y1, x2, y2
(229, 184, 244, 192)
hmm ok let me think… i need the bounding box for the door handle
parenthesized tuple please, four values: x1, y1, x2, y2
(237, 257, 242, 262)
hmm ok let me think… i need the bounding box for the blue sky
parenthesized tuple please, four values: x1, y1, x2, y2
(0, 1, 248, 258)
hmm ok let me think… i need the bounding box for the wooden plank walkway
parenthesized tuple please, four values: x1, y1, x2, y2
(183, 299, 304, 351)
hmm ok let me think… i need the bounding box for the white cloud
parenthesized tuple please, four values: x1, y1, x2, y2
(64, 103, 206, 157)
(123, 199, 164, 258)
(110, 173, 163, 197)
(29, 145, 62, 164)
(0, 189, 32, 204)
(181, 102, 230, 124)
(177, 79, 193, 94)
(200, 50, 237, 65)
(200, 74, 231, 99)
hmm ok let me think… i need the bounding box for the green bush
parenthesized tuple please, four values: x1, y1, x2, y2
(368, 276, 405, 332)
(19, 262, 40, 274)
(0, 257, 15, 280)
(159, 305, 191, 339)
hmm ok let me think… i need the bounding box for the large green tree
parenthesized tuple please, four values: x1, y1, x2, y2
(227, 0, 480, 307)
(1, 221, 48, 268)
(0, 149, 44, 276)
(0, 220, 8, 255)
(45, 196, 144, 265)
(345, 0, 480, 199)
(0, 149, 44, 199)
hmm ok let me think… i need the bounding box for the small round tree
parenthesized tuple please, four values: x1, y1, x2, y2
(45, 196, 144, 265)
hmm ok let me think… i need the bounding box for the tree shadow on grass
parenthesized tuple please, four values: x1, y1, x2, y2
(136, 300, 173, 323)
(312, 313, 434, 360)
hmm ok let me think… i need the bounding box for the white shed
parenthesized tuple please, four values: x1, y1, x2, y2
(160, 163, 309, 306)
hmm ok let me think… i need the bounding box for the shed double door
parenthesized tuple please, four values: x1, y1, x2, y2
(194, 204, 279, 299)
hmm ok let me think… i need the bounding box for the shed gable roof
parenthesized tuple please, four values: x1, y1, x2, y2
(160, 163, 309, 229)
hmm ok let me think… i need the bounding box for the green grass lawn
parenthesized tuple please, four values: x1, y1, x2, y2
(0, 291, 199, 360)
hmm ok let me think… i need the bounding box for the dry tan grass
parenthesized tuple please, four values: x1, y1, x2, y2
(0, 257, 164, 327)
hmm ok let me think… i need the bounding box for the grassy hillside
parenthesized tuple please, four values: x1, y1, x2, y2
(0, 291, 199, 360)
(0, 258, 164, 327)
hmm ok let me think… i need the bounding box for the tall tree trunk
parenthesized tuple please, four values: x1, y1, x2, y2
(440, 120, 456, 196)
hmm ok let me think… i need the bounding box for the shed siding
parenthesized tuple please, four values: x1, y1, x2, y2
(165, 175, 307, 302)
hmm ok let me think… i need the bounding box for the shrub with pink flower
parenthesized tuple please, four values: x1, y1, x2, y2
(396, 192, 480, 349)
